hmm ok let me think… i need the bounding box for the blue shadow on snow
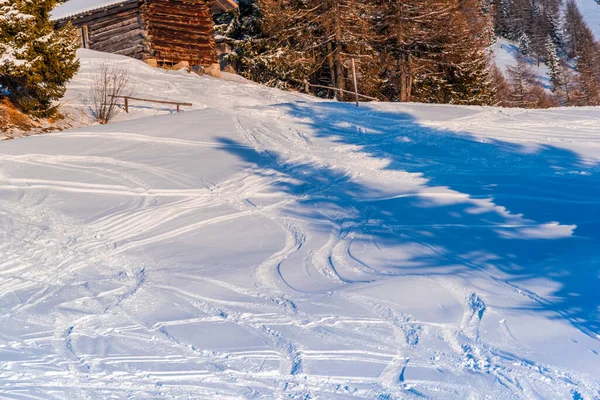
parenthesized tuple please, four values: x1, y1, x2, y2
(215, 101, 600, 338)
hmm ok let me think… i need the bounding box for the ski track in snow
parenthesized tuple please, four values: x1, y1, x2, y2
(0, 51, 599, 399)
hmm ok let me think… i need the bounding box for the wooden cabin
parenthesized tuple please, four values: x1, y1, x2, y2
(52, 0, 237, 73)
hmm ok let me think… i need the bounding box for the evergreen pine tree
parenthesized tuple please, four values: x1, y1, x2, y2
(545, 35, 563, 97)
(0, 0, 79, 116)
(493, 0, 511, 36)
(518, 32, 531, 54)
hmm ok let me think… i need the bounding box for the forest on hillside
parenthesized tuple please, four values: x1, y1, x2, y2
(215, 0, 600, 108)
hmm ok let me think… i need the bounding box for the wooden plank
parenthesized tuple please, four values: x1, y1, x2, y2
(93, 36, 143, 52)
(91, 24, 142, 42)
(145, 11, 210, 22)
(146, 20, 213, 35)
(146, 7, 210, 20)
(95, 42, 142, 55)
(113, 95, 193, 107)
(113, 44, 144, 56)
(65, 1, 140, 26)
(85, 11, 140, 31)
(89, 16, 140, 34)
(148, 31, 214, 45)
(91, 28, 143, 48)
(146, 17, 214, 30)
(308, 84, 378, 100)
(146, 30, 213, 45)
(143, 0, 217, 66)
(211, 0, 237, 13)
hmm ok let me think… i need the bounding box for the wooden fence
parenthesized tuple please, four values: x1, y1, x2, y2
(112, 95, 193, 113)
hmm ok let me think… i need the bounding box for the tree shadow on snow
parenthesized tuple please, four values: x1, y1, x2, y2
(216, 101, 600, 338)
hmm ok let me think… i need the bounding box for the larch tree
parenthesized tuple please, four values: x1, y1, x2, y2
(230, 0, 379, 100)
(558, 60, 578, 106)
(413, 0, 495, 105)
(0, 0, 79, 116)
(376, 0, 495, 105)
(506, 53, 538, 107)
(375, 0, 450, 102)
(563, 0, 585, 58)
(491, 64, 511, 106)
(288, 0, 379, 100)
(573, 30, 600, 106)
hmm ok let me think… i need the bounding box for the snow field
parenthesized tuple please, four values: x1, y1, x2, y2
(0, 50, 599, 399)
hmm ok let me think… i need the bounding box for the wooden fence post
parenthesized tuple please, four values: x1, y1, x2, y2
(351, 58, 359, 107)
(124, 97, 129, 113)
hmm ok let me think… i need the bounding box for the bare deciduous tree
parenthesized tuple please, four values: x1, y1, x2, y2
(90, 62, 135, 124)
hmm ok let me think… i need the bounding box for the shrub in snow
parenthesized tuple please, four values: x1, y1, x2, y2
(90, 62, 134, 124)
(0, 0, 79, 116)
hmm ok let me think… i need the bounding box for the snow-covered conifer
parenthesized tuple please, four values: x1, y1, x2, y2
(0, 0, 79, 116)
(545, 35, 563, 96)
(518, 32, 531, 54)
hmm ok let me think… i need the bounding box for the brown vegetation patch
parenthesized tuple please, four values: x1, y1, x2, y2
(0, 97, 40, 138)
(0, 98, 73, 140)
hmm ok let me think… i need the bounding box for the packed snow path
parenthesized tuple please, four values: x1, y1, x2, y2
(0, 52, 599, 399)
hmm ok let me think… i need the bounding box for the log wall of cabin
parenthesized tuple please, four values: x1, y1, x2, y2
(142, 0, 217, 67)
(58, 1, 146, 59)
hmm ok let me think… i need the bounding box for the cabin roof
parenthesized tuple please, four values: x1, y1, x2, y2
(51, 0, 237, 21)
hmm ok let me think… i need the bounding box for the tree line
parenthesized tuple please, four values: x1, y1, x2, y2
(217, 0, 496, 105)
(217, 0, 600, 107)
(2, 0, 599, 117)
(493, 0, 600, 106)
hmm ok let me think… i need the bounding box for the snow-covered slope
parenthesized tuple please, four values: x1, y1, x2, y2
(0, 51, 599, 399)
(493, 0, 600, 88)
(575, 0, 600, 39)
(493, 38, 552, 89)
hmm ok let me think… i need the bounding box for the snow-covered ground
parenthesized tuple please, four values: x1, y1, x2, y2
(493, 38, 552, 90)
(0, 50, 599, 399)
(493, 0, 600, 88)
(576, 0, 600, 39)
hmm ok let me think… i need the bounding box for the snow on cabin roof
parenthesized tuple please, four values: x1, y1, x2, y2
(51, 0, 132, 20)
(51, 0, 237, 21)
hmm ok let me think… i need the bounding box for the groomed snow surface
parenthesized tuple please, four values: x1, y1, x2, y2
(0, 50, 599, 399)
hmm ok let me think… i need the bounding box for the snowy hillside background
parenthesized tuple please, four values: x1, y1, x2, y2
(0, 50, 599, 399)
(574, 0, 600, 37)
(494, 0, 600, 88)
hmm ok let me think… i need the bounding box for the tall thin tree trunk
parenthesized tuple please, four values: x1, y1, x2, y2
(407, 54, 413, 101)
(334, 0, 345, 101)
(327, 41, 336, 99)
(400, 53, 412, 102)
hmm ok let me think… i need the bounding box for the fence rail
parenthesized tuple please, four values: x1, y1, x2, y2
(306, 84, 378, 101)
(111, 95, 192, 113)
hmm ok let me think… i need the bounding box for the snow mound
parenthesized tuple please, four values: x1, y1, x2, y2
(0, 50, 599, 399)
